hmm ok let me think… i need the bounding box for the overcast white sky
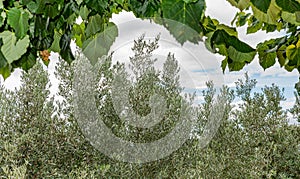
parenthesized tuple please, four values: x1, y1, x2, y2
(0, 0, 299, 115)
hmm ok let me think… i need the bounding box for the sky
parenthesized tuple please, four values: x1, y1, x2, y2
(0, 0, 299, 121)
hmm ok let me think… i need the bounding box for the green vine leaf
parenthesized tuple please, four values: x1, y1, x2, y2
(13, 48, 37, 72)
(275, 0, 300, 13)
(7, 8, 30, 39)
(0, 31, 29, 64)
(251, 0, 271, 13)
(162, 0, 205, 44)
(60, 34, 74, 64)
(0, 64, 10, 80)
(73, 22, 86, 48)
(247, 16, 263, 34)
(75, 0, 83, 6)
(128, 0, 161, 18)
(286, 42, 300, 67)
(282, 11, 300, 25)
(210, 29, 256, 71)
(258, 48, 276, 70)
(79, 5, 90, 20)
(226, 0, 250, 11)
(250, 0, 281, 24)
(85, 0, 109, 13)
(83, 22, 118, 65)
(275, 0, 300, 24)
(50, 30, 61, 53)
(85, 14, 103, 38)
(0, 12, 6, 28)
(0, 48, 7, 69)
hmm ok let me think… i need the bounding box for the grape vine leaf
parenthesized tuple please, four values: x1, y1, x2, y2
(0, 64, 10, 80)
(7, 8, 30, 39)
(13, 48, 37, 72)
(0, 12, 6, 28)
(276, 0, 300, 24)
(86, 14, 103, 38)
(286, 41, 300, 67)
(128, 0, 161, 18)
(83, 22, 118, 65)
(258, 46, 276, 70)
(73, 22, 86, 48)
(79, 5, 90, 20)
(226, 0, 250, 11)
(275, 0, 300, 13)
(209, 29, 256, 71)
(50, 30, 61, 53)
(256, 37, 287, 70)
(250, 0, 281, 24)
(0, 45, 6, 69)
(0, 31, 30, 64)
(161, 0, 205, 44)
(60, 33, 74, 64)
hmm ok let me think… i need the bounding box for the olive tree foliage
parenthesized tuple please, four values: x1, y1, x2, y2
(0, 62, 53, 177)
(195, 76, 300, 178)
(0, 35, 299, 178)
(291, 84, 300, 121)
(0, 0, 299, 82)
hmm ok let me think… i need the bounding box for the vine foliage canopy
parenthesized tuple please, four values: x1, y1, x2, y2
(0, 0, 299, 79)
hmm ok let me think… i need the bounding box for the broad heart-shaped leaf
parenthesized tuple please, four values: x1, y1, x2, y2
(0, 64, 11, 80)
(247, 16, 263, 34)
(257, 39, 278, 69)
(85, 14, 103, 38)
(277, 45, 287, 67)
(60, 46, 74, 64)
(60, 34, 74, 64)
(276, 0, 300, 24)
(227, 46, 256, 63)
(0, 31, 30, 64)
(161, 18, 201, 45)
(7, 8, 29, 39)
(50, 30, 61, 53)
(232, 12, 251, 26)
(275, 0, 300, 13)
(12, 48, 37, 72)
(257, 47, 276, 70)
(79, 5, 90, 20)
(75, 0, 83, 5)
(128, 0, 161, 18)
(85, 0, 109, 13)
(221, 57, 246, 72)
(250, 0, 271, 13)
(162, 0, 205, 44)
(83, 22, 118, 66)
(286, 44, 300, 68)
(209, 29, 256, 71)
(44, 3, 59, 18)
(226, 0, 250, 11)
(250, 0, 281, 24)
(216, 24, 238, 37)
(211, 29, 255, 54)
(0, 12, 6, 28)
(73, 22, 86, 48)
(282, 11, 300, 25)
(0, 48, 7, 69)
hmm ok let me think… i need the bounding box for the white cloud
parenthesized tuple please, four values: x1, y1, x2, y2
(205, 0, 238, 25)
(0, 68, 22, 91)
